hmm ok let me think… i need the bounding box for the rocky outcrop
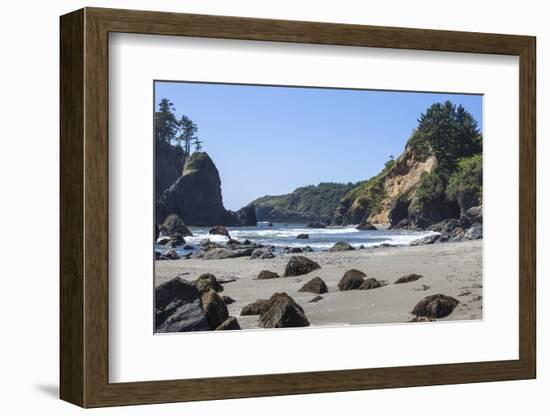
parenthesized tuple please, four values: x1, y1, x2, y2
(155, 140, 185, 200)
(258, 293, 310, 328)
(283, 256, 321, 277)
(298, 277, 328, 294)
(156, 152, 257, 227)
(337, 269, 367, 291)
(159, 214, 193, 237)
(412, 294, 459, 318)
(155, 278, 209, 332)
(233, 204, 257, 227)
(329, 241, 355, 252)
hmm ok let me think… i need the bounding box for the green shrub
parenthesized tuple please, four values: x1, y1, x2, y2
(446, 154, 482, 211)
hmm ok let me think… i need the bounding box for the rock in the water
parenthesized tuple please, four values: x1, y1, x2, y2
(284, 256, 321, 277)
(169, 234, 186, 247)
(257, 270, 280, 280)
(412, 294, 459, 318)
(240, 299, 269, 316)
(159, 214, 193, 237)
(337, 269, 367, 291)
(156, 236, 171, 246)
(162, 248, 180, 260)
(463, 224, 482, 240)
(306, 222, 326, 228)
(194, 273, 223, 293)
(250, 248, 275, 259)
(215, 316, 241, 330)
(201, 247, 254, 260)
(410, 234, 440, 246)
(155, 278, 209, 332)
(296, 233, 309, 239)
(258, 293, 310, 328)
(329, 241, 355, 252)
(359, 277, 383, 290)
(356, 221, 377, 230)
(209, 225, 230, 238)
(303, 246, 314, 253)
(221, 295, 236, 305)
(298, 277, 328, 294)
(308, 295, 324, 303)
(395, 273, 423, 284)
(201, 289, 229, 329)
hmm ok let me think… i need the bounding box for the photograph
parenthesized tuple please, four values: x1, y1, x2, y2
(153, 81, 484, 332)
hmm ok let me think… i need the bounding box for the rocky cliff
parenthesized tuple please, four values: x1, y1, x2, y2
(333, 102, 482, 229)
(155, 140, 186, 200)
(156, 152, 257, 227)
(251, 182, 358, 224)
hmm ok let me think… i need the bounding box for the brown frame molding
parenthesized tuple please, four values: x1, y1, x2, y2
(60, 7, 536, 408)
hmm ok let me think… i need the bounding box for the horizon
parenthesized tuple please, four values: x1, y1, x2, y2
(155, 81, 483, 210)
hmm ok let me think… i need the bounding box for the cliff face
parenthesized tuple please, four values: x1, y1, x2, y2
(155, 141, 185, 200)
(156, 152, 257, 227)
(252, 182, 358, 224)
(333, 102, 482, 229)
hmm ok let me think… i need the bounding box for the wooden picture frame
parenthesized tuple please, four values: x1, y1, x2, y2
(60, 7, 536, 408)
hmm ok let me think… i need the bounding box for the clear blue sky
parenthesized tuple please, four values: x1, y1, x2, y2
(155, 81, 482, 211)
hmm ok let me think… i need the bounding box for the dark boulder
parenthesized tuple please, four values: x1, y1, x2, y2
(257, 270, 280, 280)
(410, 234, 440, 246)
(201, 289, 229, 329)
(298, 277, 328, 294)
(155, 278, 209, 332)
(240, 299, 269, 316)
(284, 256, 321, 277)
(258, 293, 310, 328)
(306, 222, 327, 228)
(429, 218, 461, 234)
(161, 248, 180, 260)
(303, 246, 314, 253)
(338, 269, 367, 291)
(215, 316, 241, 330)
(201, 247, 254, 260)
(209, 225, 230, 238)
(169, 234, 186, 247)
(359, 277, 383, 290)
(395, 273, 423, 284)
(194, 273, 223, 293)
(250, 248, 275, 259)
(329, 241, 355, 252)
(463, 224, 482, 240)
(296, 233, 309, 239)
(412, 294, 459, 318)
(461, 205, 483, 227)
(159, 214, 193, 237)
(308, 295, 324, 303)
(356, 222, 377, 231)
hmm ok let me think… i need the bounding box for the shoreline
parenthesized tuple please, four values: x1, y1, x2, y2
(155, 240, 483, 329)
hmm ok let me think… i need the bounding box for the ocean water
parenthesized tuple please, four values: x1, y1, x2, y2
(157, 222, 437, 255)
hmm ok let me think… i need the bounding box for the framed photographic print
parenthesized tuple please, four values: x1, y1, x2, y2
(60, 7, 536, 408)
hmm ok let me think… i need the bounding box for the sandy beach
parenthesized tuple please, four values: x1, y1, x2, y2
(155, 240, 482, 329)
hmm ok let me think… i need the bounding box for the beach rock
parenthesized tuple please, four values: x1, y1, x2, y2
(395, 273, 423, 284)
(158, 214, 193, 237)
(156, 236, 172, 246)
(306, 222, 327, 228)
(243, 239, 252, 245)
(284, 246, 304, 253)
(303, 246, 314, 253)
(194, 273, 224, 293)
(162, 248, 180, 260)
(329, 241, 355, 252)
(358, 244, 366, 249)
(258, 293, 310, 328)
(308, 295, 324, 303)
(296, 233, 310, 239)
(449, 227, 466, 242)
(359, 277, 382, 290)
(221, 295, 236, 305)
(356, 221, 377, 231)
(201, 247, 254, 260)
(215, 316, 241, 330)
(412, 294, 459, 319)
(414, 284, 431, 291)
(169, 234, 186, 247)
(240, 299, 269, 316)
(201, 240, 225, 251)
(283, 256, 321, 277)
(338, 269, 367, 291)
(201, 289, 229, 329)
(461, 205, 483, 227)
(155, 278, 209, 332)
(410, 234, 440, 246)
(209, 225, 230, 238)
(250, 248, 275, 259)
(257, 270, 280, 280)
(463, 224, 482, 240)
(429, 218, 461, 234)
(298, 277, 328, 294)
